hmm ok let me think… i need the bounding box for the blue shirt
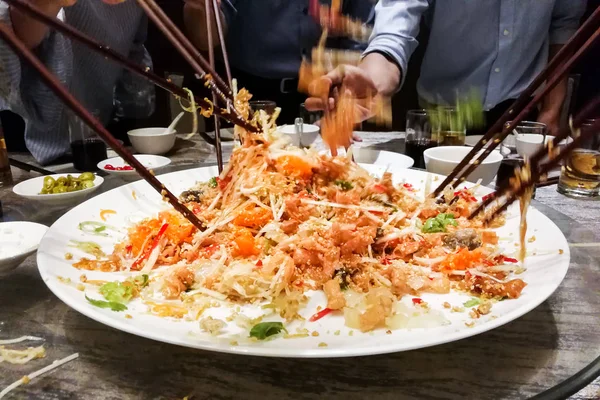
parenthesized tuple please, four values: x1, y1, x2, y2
(222, 0, 373, 79)
(365, 0, 586, 110)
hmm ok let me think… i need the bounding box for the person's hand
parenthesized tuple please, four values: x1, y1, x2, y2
(304, 64, 378, 124)
(537, 110, 560, 136)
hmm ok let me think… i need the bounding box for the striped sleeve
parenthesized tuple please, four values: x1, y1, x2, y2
(0, 3, 73, 164)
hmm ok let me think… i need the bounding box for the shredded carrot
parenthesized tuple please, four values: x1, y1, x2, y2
(100, 209, 116, 221)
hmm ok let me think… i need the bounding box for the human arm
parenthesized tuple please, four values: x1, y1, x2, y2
(305, 0, 428, 114)
(538, 0, 586, 135)
(9, 0, 74, 49)
(183, 0, 235, 51)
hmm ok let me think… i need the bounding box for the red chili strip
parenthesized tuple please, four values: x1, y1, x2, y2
(131, 223, 169, 270)
(309, 307, 332, 322)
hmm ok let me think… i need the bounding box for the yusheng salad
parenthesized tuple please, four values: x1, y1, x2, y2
(72, 89, 527, 340)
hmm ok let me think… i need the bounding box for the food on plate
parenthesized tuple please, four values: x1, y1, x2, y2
(103, 164, 133, 171)
(39, 173, 95, 194)
(68, 90, 529, 338)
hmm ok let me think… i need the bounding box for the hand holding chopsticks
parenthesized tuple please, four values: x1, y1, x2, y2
(0, 23, 206, 231)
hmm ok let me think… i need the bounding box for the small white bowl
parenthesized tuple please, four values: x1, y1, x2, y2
(98, 154, 171, 180)
(277, 124, 320, 147)
(13, 174, 104, 206)
(424, 146, 503, 186)
(128, 127, 176, 155)
(0, 221, 48, 275)
(516, 134, 573, 159)
(352, 148, 414, 169)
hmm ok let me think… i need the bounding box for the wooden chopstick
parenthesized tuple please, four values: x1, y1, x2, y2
(136, 0, 239, 171)
(479, 98, 600, 223)
(204, 0, 223, 173)
(212, 0, 232, 87)
(471, 94, 600, 220)
(136, 0, 231, 105)
(432, 7, 600, 196)
(0, 23, 206, 231)
(3, 0, 258, 138)
(439, 24, 600, 199)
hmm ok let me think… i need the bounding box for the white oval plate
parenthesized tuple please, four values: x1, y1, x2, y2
(37, 166, 569, 358)
(13, 174, 103, 206)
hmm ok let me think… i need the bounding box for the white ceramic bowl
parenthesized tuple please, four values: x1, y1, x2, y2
(276, 124, 320, 147)
(352, 148, 414, 169)
(516, 134, 573, 159)
(127, 127, 176, 155)
(424, 146, 503, 186)
(0, 221, 48, 275)
(98, 154, 171, 181)
(13, 174, 103, 206)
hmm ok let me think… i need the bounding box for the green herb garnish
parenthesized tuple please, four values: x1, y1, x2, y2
(78, 221, 112, 237)
(463, 298, 481, 308)
(68, 240, 106, 258)
(422, 213, 457, 233)
(334, 180, 353, 191)
(249, 322, 287, 340)
(99, 281, 134, 304)
(85, 295, 127, 312)
(208, 177, 218, 188)
(133, 274, 149, 288)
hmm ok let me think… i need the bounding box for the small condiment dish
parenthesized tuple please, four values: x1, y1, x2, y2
(98, 154, 171, 181)
(0, 221, 49, 275)
(127, 127, 176, 155)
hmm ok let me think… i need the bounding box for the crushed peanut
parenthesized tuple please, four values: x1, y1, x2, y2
(76, 283, 85, 291)
(79, 274, 87, 283)
(443, 302, 451, 309)
(64, 253, 73, 260)
(125, 314, 133, 319)
(318, 342, 328, 347)
(311, 331, 320, 337)
(465, 321, 475, 328)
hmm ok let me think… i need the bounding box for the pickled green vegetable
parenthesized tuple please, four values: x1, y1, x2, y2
(39, 173, 96, 195)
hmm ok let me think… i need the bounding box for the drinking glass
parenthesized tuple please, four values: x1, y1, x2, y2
(405, 109, 438, 169)
(0, 119, 12, 188)
(431, 107, 466, 146)
(249, 100, 277, 117)
(507, 121, 547, 160)
(557, 118, 600, 198)
(69, 111, 108, 172)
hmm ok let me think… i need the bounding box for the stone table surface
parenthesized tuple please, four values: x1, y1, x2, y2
(1, 132, 599, 400)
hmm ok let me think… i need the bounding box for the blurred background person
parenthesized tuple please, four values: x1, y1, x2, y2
(0, 0, 154, 164)
(183, 0, 373, 124)
(306, 0, 586, 136)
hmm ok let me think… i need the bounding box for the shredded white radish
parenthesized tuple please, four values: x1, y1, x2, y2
(0, 353, 79, 399)
(300, 199, 386, 213)
(0, 346, 45, 365)
(185, 287, 227, 300)
(0, 336, 43, 345)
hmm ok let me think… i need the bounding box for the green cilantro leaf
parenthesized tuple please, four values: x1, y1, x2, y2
(249, 322, 287, 340)
(99, 281, 134, 304)
(208, 177, 218, 188)
(422, 213, 457, 233)
(463, 298, 481, 308)
(85, 295, 127, 312)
